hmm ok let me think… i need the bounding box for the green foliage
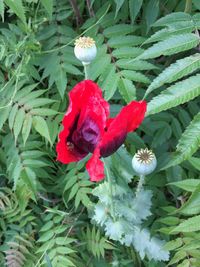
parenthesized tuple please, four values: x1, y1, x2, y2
(0, 0, 200, 267)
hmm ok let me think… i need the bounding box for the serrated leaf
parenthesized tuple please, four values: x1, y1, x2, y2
(178, 185, 200, 215)
(33, 116, 52, 144)
(21, 167, 37, 200)
(169, 179, 200, 192)
(129, 0, 143, 23)
(114, 0, 125, 18)
(41, 0, 53, 18)
(147, 75, 200, 115)
(101, 66, 119, 100)
(113, 46, 144, 58)
(137, 34, 199, 60)
(144, 0, 159, 33)
(153, 12, 191, 27)
(121, 70, 150, 83)
(4, 0, 26, 24)
(13, 108, 25, 141)
(0, 0, 4, 21)
(9, 103, 18, 129)
(38, 230, 54, 242)
(118, 78, 136, 103)
(0, 107, 10, 130)
(145, 53, 200, 97)
(108, 35, 145, 48)
(165, 112, 200, 167)
(188, 157, 200, 171)
(103, 24, 134, 38)
(22, 114, 32, 144)
(171, 215, 200, 233)
(145, 21, 195, 44)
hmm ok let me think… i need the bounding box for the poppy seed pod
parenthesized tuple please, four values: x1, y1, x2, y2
(132, 148, 157, 175)
(74, 36, 97, 65)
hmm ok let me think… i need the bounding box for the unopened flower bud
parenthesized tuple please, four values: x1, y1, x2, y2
(74, 36, 97, 65)
(132, 148, 157, 175)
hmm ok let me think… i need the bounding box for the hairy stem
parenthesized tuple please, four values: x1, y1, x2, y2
(136, 174, 145, 195)
(103, 159, 116, 221)
(184, 0, 192, 13)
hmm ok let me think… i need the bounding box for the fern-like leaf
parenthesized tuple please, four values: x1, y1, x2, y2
(147, 74, 200, 116)
(137, 33, 199, 60)
(164, 112, 200, 168)
(145, 53, 200, 97)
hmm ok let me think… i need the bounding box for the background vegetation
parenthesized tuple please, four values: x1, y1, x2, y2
(0, 0, 200, 266)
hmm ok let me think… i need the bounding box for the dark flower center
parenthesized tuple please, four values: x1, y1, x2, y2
(71, 117, 100, 153)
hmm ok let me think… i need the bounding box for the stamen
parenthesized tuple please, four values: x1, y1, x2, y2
(75, 37, 95, 48)
(135, 148, 155, 164)
(67, 142, 74, 151)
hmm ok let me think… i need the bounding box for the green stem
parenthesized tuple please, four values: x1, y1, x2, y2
(103, 159, 116, 221)
(136, 174, 145, 195)
(83, 64, 89, 79)
(184, 0, 192, 13)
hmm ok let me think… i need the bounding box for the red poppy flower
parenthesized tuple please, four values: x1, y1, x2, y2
(56, 80, 146, 182)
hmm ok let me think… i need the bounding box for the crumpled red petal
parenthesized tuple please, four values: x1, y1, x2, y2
(100, 101, 147, 157)
(56, 80, 109, 164)
(86, 148, 104, 182)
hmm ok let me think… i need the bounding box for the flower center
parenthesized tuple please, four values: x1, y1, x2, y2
(135, 148, 155, 164)
(72, 118, 100, 153)
(75, 37, 95, 48)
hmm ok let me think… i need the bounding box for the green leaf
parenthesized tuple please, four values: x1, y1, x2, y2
(33, 116, 52, 144)
(118, 78, 136, 103)
(145, 21, 195, 44)
(22, 114, 32, 144)
(129, 0, 143, 23)
(21, 168, 37, 200)
(164, 238, 183, 251)
(103, 24, 134, 38)
(171, 215, 200, 233)
(44, 253, 53, 267)
(114, 0, 125, 18)
(145, 53, 200, 97)
(0, 0, 4, 21)
(38, 230, 54, 242)
(113, 47, 144, 59)
(121, 70, 150, 84)
(41, 0, 53, 18)
(168, 250, 187, 265)
(169, 179, 200, 192)
(179, 185, 200, 215)
(13, 108, 25, 141)
(4, 0, 26, 24)
(147, 75, 200, 115)
(55, 64, 67, 99)
(101, 66, 119, 100)
(108, 35, 145, 48)
(153, 12, 191, 27)
(9, 103, 18, 130)
(137, 34, 199, 60)
(165, 112, 200, 167)
(0, 107, 10, 130)
(188, 157, 200, 171)
(144, 0, 159, 33)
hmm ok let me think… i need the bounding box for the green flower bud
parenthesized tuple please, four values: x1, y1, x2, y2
(132, 148, 157, 175)
(74, 36, 97, 65)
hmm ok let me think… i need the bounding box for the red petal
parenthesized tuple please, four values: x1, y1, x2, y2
(100, 101, 147, 157)
(69, 80, 109, 117)
(56, 112, 87, 164)
(86, 148, 105, 182)
(56, 80, 110, 164)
